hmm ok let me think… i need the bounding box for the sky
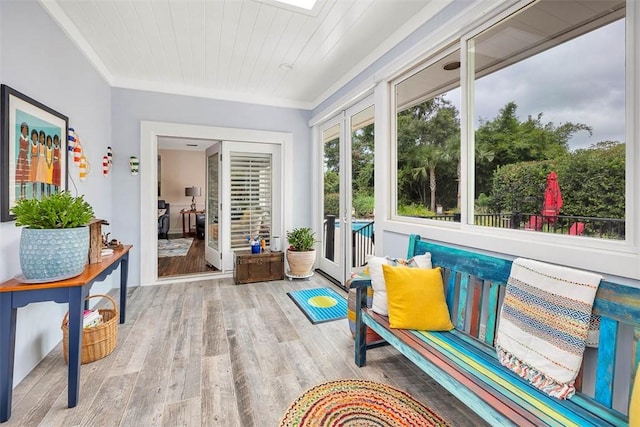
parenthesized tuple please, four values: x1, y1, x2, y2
(446, 18, 625, 150)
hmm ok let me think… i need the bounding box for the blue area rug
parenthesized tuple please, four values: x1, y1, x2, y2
(158, 238, 193, 258)
(287, 287, 347, 324)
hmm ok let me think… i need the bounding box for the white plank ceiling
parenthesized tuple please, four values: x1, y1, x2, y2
(40, 0, 451, 109)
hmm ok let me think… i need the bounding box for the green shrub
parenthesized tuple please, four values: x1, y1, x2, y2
(559, 142, 624, 219)
(324, 193, 339, 217)
(475, 193, 491, 214)
(490, 161, 558, 214)
(397, 203, 434, 218)
(353, 194, 374, 218)
(489, 142, 624, 220)
(11, 192, 94, 229)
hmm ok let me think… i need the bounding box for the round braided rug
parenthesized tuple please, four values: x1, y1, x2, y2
(279, 379, 450, 426)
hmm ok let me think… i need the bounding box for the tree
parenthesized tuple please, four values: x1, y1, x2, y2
(323, 170, 339, 217)
(323, 135, 340, 173)
(323, 123, 375, 218)
(396, 96, 460, 211)
(474, 102, 590, 197)
(454, 139, 494, 209)
(352, 124, 375, 196)
(324, 170, 339, 194)
(412, 142, 452, 212)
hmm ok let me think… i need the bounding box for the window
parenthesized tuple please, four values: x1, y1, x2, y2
(470, 0, 625, 240)
(229, 153, 272, 249)
(394, 48, 461, 221)
(392, 0, 626, 241)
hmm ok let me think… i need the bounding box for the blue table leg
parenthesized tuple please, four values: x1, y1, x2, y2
(67, 287, 85, 408)
(119, 253, 128, 324)
(0, 294, 17, 422)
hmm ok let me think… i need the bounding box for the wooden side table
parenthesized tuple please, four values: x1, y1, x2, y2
(180, 209, 204, 237)
(0, 245, 131, 422)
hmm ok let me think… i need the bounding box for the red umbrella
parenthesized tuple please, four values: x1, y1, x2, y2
(542, 171, 563, 223)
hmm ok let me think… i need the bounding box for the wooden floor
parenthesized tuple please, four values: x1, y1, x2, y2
(158, 237, 216, 277)
(4, 276, 488, 426)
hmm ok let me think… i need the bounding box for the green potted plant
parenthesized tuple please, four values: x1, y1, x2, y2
(11, 192, 95, 281)
(286, 227, 317, 277)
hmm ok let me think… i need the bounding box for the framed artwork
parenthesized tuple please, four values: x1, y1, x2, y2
(1, 84, 69, 222)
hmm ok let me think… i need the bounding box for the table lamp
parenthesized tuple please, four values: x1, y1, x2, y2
(185, 186, 201, 211)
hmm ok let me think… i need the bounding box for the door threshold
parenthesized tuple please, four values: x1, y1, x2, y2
(153, 270, 232, 285)
(314, 269, 346, 291)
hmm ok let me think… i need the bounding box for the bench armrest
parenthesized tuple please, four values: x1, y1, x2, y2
(349, 278, 371, 289)
(347, 273, 371, 290)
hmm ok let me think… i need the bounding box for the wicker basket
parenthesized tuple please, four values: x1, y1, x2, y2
(62, 294, 118, 364)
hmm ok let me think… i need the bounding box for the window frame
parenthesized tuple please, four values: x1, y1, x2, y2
(389, 43, 463, 228)
(381, 0, 639, 280)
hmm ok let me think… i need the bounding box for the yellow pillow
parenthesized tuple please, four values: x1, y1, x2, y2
(382, 265, 454, 331)
(631, 367, 640, 427)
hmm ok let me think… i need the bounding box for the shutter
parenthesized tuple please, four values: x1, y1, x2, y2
(229, 152, 272, 250)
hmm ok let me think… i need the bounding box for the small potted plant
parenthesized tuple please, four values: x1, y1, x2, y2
(11, 192, 95, 281)
(286, 227, 317, 277)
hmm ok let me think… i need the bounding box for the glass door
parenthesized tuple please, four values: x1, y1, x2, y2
(319, 119, 344, 281)
(205, 141, 281, 272)
(318, 98, 375, 285)
(349, 104, 375, 269)
(205, 143, 222, 271)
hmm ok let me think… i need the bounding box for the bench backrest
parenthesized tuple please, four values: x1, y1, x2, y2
(406, 234, 640, 415)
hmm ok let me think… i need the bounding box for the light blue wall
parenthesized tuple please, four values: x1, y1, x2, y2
(0, 0, 112, 385)
(110, 88, 312, 285)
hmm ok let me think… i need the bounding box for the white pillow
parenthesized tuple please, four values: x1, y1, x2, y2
(405, 253, 432, 269)
(158, 209, 167, 218)
(369, 253, 432, 315)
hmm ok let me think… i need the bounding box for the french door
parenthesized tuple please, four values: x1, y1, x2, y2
(205, 144, 222, 271)
(318, 98, 375, 285)
(206, 141, 282, 272)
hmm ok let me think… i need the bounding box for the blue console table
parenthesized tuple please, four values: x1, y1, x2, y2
(0, 245, 131, 422)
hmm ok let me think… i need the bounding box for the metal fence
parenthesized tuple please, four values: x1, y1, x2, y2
(323, 216, 375, 268)
(432, 213, 625, 240)
(321, 212, 624, 273)
(352, 221, 374, 267)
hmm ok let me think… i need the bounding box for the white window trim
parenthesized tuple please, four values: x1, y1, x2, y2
(388, 44, 462, 227)
(139, 121, 293, 286)
(379, 0, 640, 281)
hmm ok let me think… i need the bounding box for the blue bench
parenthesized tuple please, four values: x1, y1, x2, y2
(352, 235, 640, 426)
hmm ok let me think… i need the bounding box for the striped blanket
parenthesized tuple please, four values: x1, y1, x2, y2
(495, 258, 602, 399)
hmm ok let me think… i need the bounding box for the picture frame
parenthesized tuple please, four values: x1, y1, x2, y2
(1, 84, 69, 222)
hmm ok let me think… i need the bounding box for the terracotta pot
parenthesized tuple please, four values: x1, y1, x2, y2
(286, 249, 316, 276)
